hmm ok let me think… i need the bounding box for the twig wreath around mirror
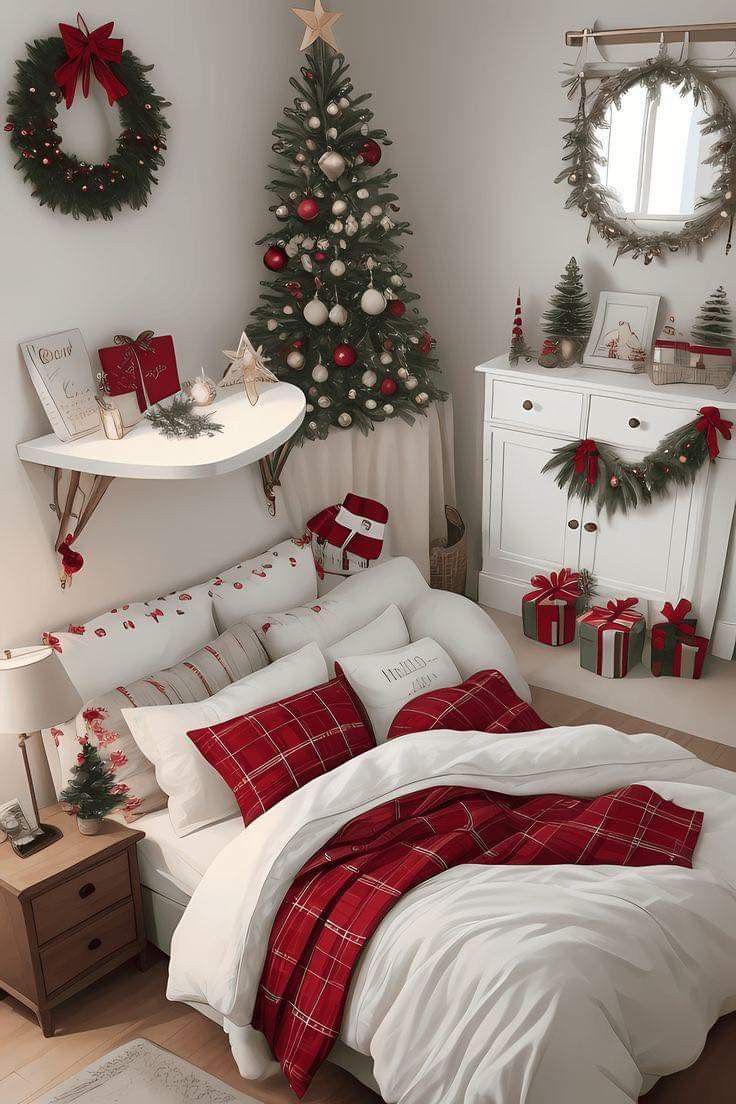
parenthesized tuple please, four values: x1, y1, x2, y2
(5, 14, 170, 221)
(558, 51, 736, 264)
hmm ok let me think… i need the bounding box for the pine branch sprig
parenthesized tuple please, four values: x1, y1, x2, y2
(145, 395, 224, 439)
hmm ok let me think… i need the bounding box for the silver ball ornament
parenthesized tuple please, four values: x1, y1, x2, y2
(267, 319, 278, 331)
(286, 350, 305, 369)
(382, 404, 394, 415)
(312, 362, 329, 382)
(295, 152, 307, 164)
(361, 369, 377, 388)
(380, 352, 393, 365)
(338, 412, 352, 427)
(390, 274, 404, 287)
(275, 204, 289, 220)
(329, 302, 348, 325)
(329, 219, 344, 234)
(365, 398, 377, 410)
(331, 198, 348, 216)
(338, 97, 350, 110)
(415, 391, 429, 405)
(356, 187, 369, 200)
(326, 101, 340, 116)
(369, 205, 383, 217)
(306, 403, 314, 412)
(282, 304, 294, 315)
(303, 296, 329, 326)
(347, 388, 357, 399)
(306, 138, 317, 151)
(307, 116, 321, 130)
(326, 127, 338, 140)
(329, 259, 346, 277)
(404, 375, 418, 390)
(299, 100, 310, 111)
(317, 395, 331, 408)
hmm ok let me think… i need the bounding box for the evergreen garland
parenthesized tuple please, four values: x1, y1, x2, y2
(60, 740, 125, 820)
(5, 33, 170, 220)
(540, 257, 593, 339)
(145, 395, 224, 439)
(691, 286, 734, 347)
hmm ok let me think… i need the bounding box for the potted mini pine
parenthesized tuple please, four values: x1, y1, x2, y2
(60, 738, 125, 835)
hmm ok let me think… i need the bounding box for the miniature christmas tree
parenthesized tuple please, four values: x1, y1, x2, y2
(509, 290, 536, 364)
(539, 257, 592, 367)
(247, 22, 445, 461)
(691, 286, 734, 348)
(59, 739, 126, 821)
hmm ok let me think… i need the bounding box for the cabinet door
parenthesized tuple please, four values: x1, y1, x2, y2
(485, 428, 582, 584)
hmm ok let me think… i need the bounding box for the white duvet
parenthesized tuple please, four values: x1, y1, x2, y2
(168, 726, 736, 1102)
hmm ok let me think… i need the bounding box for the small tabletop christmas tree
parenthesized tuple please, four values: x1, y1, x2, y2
(539, 257, 592, 367)
(59, 739, 126, 825)
(691, 286, 734, 348)
(509, 291, 536, 364)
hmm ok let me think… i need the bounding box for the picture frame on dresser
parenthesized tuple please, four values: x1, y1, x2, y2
(584, 292, 661, 373)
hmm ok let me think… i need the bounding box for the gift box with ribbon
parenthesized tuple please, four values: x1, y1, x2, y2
(98, 331, 180, 412)
(650, 599, 708, 679)
(522, 568, 581, 646)
(578, 598, 645, 678)
(307, 494, 388, 578)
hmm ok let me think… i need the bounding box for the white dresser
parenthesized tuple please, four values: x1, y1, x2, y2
(476, 355, 736, 660)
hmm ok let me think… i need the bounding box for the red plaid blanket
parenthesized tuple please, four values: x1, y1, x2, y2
(254, 783, 703, 1097)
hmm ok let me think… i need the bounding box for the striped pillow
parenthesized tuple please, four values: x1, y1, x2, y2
(386, 669, 547, 742)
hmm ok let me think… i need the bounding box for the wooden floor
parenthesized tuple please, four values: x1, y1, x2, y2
(2, 688, 735, 1104)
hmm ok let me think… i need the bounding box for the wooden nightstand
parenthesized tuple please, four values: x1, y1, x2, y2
(0, 803, 147, 1036)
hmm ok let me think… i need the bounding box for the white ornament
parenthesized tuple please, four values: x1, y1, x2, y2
(382, 404, 394, 414)
(360, 211, 374, 229)
(347, 388, 357, 399)
(361, 369, 377, 387)
(338, 412, 352, 427)
(285, 238, 300, 258)
(306, 403, 314, 412)
(186, 369, 217, 407)
(326, 127, 338, 140)
(312, 361, 329, 382)
(329, 219, 344, 234)
(415, 391, 429, 404)
(390, 274, 404, 287)
(361, 287, 387, 315)
(299, 100, 310, 111)
(308, 421, 317, 430)
(295, 152, 307, 164)
(289, 190, 298, 200)
(304, 296, 329, 326)
(331, 198, 348, 216)
(302, 237, 315, 250)
(286, 350, 305, 369)
(360, 123, 370, 136)
(365, 398, 377, 410)
(275, 204, 289, 220)
(283, 304, 294, 315)
(301, 254, 314, 272)
(306, 138, 317, 151)
(356, 187, 369, 200)
(317, 237, 330, 249)
(338, 97, 350, 109)
(397, 365, 408, 378)
(318, 150, 347, 182)
(329, 258, 346, 277)
(313, 188, 324, 198)
(380, 352, 393, 365)
(405, 375, 418, 390)
(326, 101, 340, 116)
(370, 205, 383, 217)
(345, 214, 359, 236)
(340, 239, 347, 249)
(307, 116, 321, 130)
(317, 395, 331, 408)
(267, 319, 278, 331)
(329, 302, 348, 325)
(380, 215, 396, 231)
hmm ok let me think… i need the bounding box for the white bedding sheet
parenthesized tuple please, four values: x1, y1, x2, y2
(128, 809, 243, 904)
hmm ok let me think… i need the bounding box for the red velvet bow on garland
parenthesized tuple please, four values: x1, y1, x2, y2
(54, 13, 129, 109)
(542, 406, 734, 517)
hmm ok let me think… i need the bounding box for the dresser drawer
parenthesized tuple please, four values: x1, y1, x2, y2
(40, 899, 136, 994)
(491, 379, 583, 436)
(32, 852, 131, 946)
(587, 395, 687, 451)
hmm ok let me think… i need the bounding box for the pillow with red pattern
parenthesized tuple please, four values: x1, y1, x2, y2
(187, 675, 375, 826)
(386, 669, 548, 741)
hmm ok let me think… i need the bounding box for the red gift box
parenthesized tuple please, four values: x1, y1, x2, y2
(98, 331, 179, 412)
(650, 599, 708, 679)
(522, 568, 580, 646)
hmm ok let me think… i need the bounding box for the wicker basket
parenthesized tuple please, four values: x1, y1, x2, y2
(647, 360, 734, 389)
(430, 506, 467, 594)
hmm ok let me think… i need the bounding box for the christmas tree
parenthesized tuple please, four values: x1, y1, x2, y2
(59, 740, 126, 820)
(509, 290, 535, 364)
(541, 257, 593, 340)
(246, 11, 444, 461)
(691, 286, 734, 348)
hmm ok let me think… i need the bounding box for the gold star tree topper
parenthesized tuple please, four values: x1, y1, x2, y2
(222, 332, 278, 406)
(291, 0, 342, 51)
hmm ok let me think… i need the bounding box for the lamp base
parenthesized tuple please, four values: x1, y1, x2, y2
(11, 823, 63, 859)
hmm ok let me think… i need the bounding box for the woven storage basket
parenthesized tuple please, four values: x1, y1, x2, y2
(648, 361, 734, 389)
(430, 506, 467, 594)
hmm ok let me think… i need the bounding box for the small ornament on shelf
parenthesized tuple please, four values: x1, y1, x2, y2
(539, 257, 592, 368)
(578, 598, 645, 679)
(221, 332, 278, 405)
(650, 599, 709, 679)
(522, 568, 581, 646)
(508, 290, 536, 364)
(183, 369, 218, 407)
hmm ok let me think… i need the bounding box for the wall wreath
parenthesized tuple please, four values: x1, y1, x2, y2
(5, 14, 170, 220)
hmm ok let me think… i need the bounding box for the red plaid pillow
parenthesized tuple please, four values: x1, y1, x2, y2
(187, 675, 375, 826)
(387, 669, 547, 741)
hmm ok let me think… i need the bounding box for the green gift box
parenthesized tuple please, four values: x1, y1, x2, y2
(578, 598, 645, 678)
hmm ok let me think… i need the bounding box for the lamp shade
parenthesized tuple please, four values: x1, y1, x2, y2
(0, 646, 81, 734)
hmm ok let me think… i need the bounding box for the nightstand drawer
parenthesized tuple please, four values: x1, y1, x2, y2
(491, 379, 583, 436)
(40, 899, 136, 994)
(32, 852, 131, 945)
(587, 395, 687, 451)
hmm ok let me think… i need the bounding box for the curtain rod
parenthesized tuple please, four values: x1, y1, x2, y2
(565, 23, 736, 48)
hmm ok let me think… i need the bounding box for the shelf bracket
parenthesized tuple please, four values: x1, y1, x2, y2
(51, 469, 115, 589)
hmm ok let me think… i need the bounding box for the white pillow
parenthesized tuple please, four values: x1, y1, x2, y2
(207, 537, 319, 631)
(43, 589, 216, 703)
(338, 638, 461, 744)
(123, 643, 328, 836)
(249, 557, 428, 661)
(325, 605, 410, 674)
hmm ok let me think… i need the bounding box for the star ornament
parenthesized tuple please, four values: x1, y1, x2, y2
(222, 332, 278, 406)
(291, 0, 342, 51)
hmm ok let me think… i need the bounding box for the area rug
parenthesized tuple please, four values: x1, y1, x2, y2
(37, 1037, 260, 1104)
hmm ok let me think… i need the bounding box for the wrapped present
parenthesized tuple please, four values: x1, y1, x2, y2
(653, 315, 689, 367)
(651, 599, 708, 679)
(578, 598, 645, 678)
(522, 568, 580, 646)
(307, 493, 389, 579)
(98, 331, 179, 412)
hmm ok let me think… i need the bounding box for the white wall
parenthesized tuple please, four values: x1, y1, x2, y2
(342, 0, 736, 593)
(0, 0, 301, 810)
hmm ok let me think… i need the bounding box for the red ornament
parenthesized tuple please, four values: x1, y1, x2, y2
(293, 339, 304, 349)
(333, 343, 357, 368)
(386, 299, 405, 319)
(263, 245, 288, 271)
(359, 139, 382, 166)
(380, 378, 398, 396)
(314, 250, 328, 262)
(297, 197, 320, 221)
(419, 332, 435, 355)
(4, 122, 13, 132)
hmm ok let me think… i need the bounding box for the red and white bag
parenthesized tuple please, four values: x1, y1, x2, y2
(307, 494, 389, 579)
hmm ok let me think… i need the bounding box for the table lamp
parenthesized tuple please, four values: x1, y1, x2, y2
(0, 646, 81, 857)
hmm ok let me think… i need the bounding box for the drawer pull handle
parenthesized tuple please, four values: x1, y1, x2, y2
(568, 519, 579, 530)
(78, 883, 95, 899)
(628, 417, 641, 428)
(584, 522, 598, 533)
(87, 937, 102, 952)
(522, 399, 533, 411)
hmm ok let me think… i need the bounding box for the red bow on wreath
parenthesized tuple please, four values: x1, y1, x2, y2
(660, 598, 696, 635)
(54, 13, 129, 110)
(574, 439, 599, 485)
(696, 406, 733, 460)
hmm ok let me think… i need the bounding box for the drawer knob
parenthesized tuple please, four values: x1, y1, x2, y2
(628, 417, 641, 428)
(88, 937, 102, 952)
(584, 522, 598, 533)
(522, 399, 533, 411)
(78, 882, 95, 899)
(568, 519, 579, 529)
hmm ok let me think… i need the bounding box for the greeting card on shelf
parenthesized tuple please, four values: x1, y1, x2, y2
(98, 331, 179, 412)
(20, 329, 100, 442)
